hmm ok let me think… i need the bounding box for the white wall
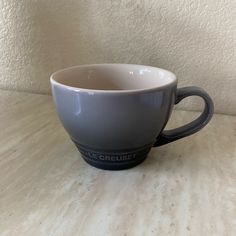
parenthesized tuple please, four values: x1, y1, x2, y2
(0, 0, 236, 114)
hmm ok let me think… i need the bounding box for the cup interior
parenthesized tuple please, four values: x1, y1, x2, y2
(51, 64, 176, 91)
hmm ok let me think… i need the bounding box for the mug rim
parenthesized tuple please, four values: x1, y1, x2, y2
(50, 63, 177, 94)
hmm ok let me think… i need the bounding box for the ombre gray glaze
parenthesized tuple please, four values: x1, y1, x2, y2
(51, 64, 214, 170)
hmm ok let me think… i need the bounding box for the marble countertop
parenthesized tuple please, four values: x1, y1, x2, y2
(0, 90, 235, 236)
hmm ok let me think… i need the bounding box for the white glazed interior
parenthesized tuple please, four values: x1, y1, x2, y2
(51, 64, 177, 91)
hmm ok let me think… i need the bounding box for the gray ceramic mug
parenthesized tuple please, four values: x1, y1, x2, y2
(50, 64, 214, 170)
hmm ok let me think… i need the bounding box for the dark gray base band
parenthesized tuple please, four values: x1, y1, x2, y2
(72, 141, 153, 170)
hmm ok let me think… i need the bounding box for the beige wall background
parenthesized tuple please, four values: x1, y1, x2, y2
(0, 0, 235, 114)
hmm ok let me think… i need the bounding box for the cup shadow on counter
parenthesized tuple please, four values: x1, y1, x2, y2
(136, 144, 187, 173)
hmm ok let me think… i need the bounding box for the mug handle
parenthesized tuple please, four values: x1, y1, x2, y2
(154, 86, 214, 147)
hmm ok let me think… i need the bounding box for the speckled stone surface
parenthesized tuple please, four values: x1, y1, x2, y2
(0, 90, 235, 236)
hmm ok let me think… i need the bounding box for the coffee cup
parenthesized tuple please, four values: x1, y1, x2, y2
(50, 64, 214, 170)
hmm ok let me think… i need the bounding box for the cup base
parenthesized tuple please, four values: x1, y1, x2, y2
(73, 140, 153, 170)
(82, 154, 148, 170)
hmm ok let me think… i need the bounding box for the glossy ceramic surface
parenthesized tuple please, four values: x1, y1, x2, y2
(50, 64, 213, 170)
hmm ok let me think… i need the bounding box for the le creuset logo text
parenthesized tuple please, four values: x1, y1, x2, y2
(79, 149, 136, 162)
